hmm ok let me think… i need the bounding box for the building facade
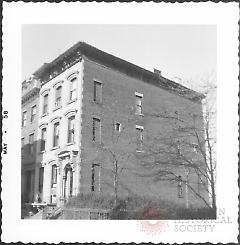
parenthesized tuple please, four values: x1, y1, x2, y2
(22, 42, 208, 208)
(21, 77, 41, 203)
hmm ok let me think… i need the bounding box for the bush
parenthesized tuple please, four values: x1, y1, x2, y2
(65, 193, 115, 210)
(176, 207, 216, 219)
(65, 193, 216, 220)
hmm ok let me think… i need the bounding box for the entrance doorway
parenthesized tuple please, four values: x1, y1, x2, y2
(63, 163, 73, 199)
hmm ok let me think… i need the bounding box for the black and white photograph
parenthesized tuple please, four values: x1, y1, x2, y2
(21, 25, 217, 221)
(2, 2, 239, 244)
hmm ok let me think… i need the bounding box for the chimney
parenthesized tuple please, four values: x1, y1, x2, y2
(154, 68, 162, 77)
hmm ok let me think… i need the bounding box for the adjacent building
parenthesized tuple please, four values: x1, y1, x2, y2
(21, 76, 41, 203)
(22, 42, 208, 209)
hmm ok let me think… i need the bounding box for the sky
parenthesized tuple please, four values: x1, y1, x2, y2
(22, 24, 216, 88)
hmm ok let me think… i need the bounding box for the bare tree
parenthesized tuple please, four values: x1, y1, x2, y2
(139, 77, 216, 209)
(92, 114, 137, 205)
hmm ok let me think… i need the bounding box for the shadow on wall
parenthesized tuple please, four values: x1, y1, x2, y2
(21, 139, 44, 204)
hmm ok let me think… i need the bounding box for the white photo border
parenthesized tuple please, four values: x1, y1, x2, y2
(2, 2, 239, 243)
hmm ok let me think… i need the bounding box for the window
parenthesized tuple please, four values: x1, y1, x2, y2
(178, 176, 183, 198)
(67, 116, 75, 143)
(21, 138, 24, 156)
(93, 118, 101, 143)
(69, 77, 77, 101)
(55, 86, 62, 108)
(43, 94, 49, 114)
(53, 122, 60, 147)
(29, 133, 34, 154)
(136, 125, 144, 151)
(51, 164, 57, 187)
(39, 167, 44, 194)
(40, 128, 47, 151)
(114, 122, 121, 132)
(93, 80, 102, 103)
(135, 92, 143, 115)
(91, 163, 101, 192)
(22, 111, 27, 127)
(30, 105, 37, 122)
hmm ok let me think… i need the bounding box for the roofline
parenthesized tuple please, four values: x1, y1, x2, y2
(32, 41, 205, 102)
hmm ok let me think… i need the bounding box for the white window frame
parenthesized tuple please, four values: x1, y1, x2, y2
(114, 122, 122, 132)
(135, 92, 143, 115)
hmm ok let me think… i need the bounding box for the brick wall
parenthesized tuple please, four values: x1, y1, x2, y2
(80, 58, 208, 208)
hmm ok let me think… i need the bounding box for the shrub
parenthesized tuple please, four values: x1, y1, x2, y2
(65, 193, 216, 220)
(65, 193, 115, 210)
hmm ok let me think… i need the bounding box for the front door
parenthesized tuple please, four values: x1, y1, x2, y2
(63, 164, 73, 200)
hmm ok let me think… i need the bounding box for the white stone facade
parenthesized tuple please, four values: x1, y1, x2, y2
(34, 60, 84, 206)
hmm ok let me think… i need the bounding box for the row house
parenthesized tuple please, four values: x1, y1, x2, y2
(22, 42, 208, 208)
(21, 76, 41, 203)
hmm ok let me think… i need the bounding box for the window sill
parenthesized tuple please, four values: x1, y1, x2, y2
(66, 142, 75, 146)
(136, 150, 144, 153)
(41, 112, 49, 118)
(135, 113, 144, 117)
(53, 105, 62, 112)
(39, 150, 46, 154)
(51, 146, 60, 151)
(67, 99, 77, 105)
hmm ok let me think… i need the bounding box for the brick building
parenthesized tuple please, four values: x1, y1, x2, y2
(22, 42, 208, 209)
(21, 76, 41, 203)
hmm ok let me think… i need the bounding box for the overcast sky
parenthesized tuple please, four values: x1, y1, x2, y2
(22, 24, 216, 87)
